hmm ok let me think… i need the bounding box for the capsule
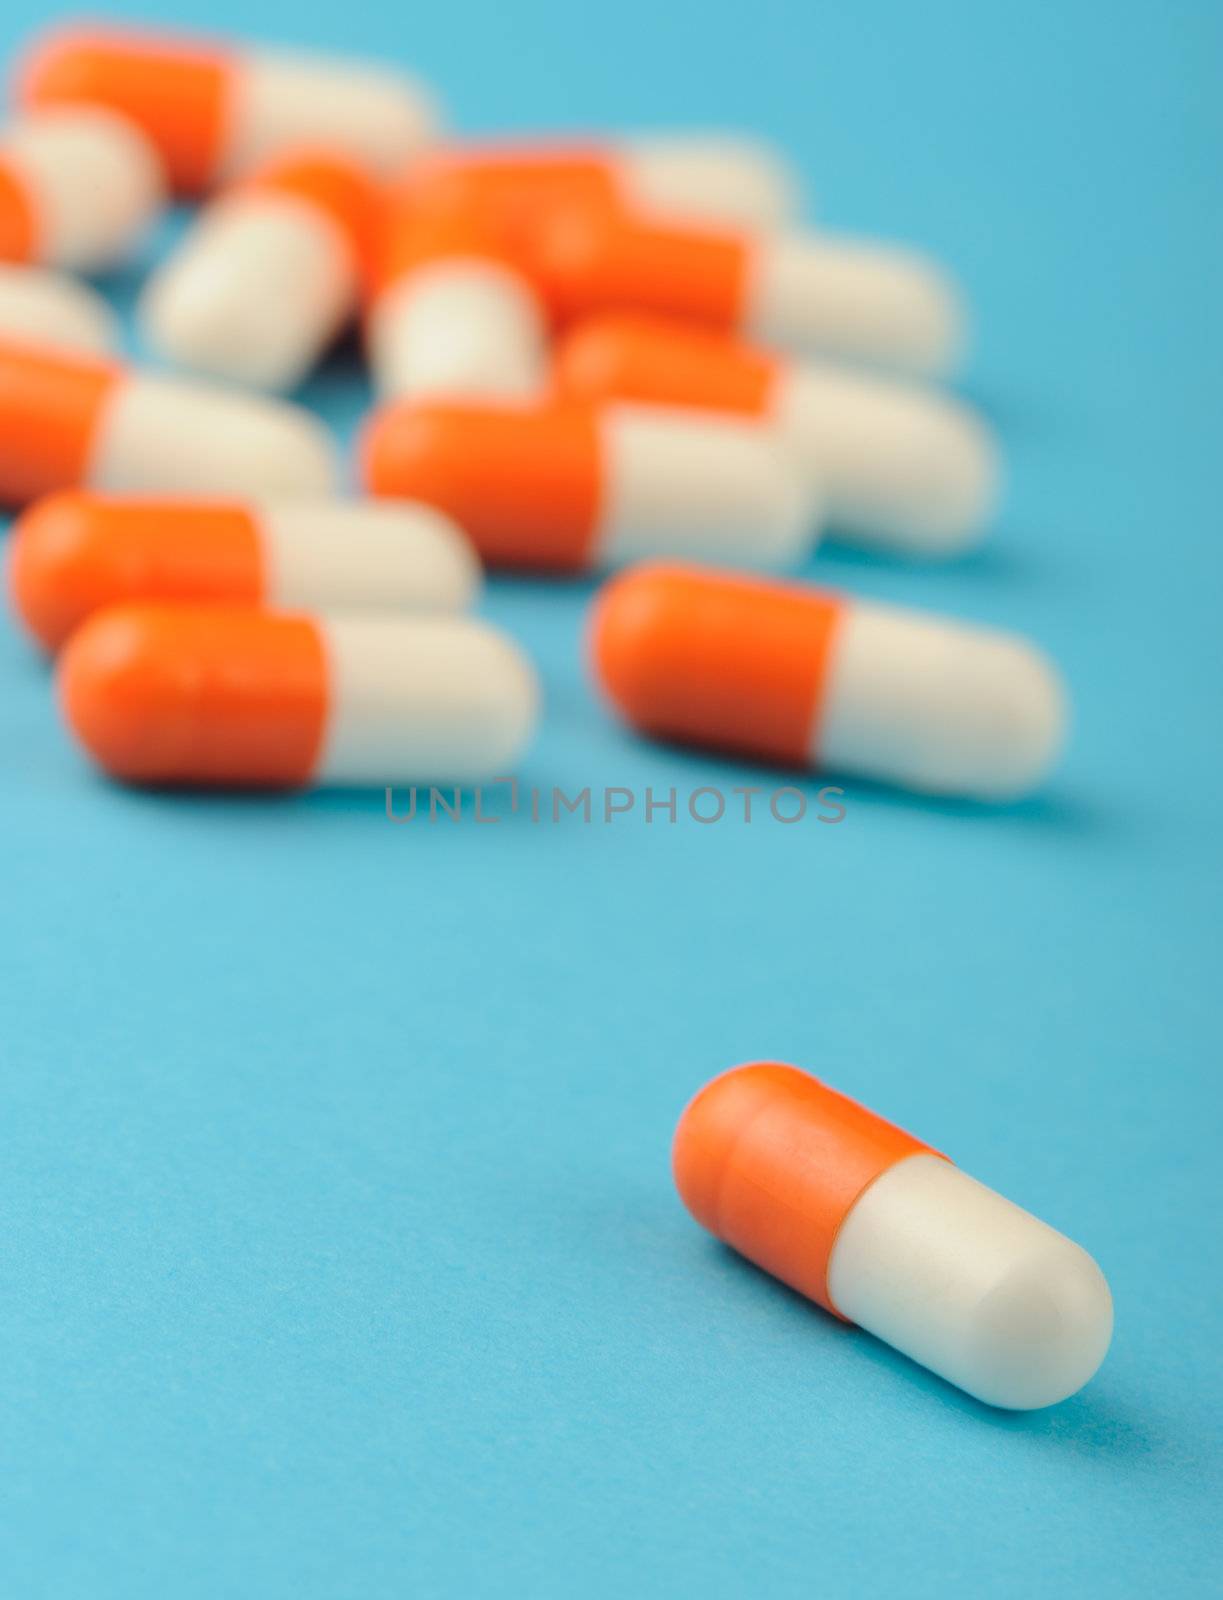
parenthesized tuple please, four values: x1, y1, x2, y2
(674, 1065, 1113, 1409)
(141, 152, 379, 391)
(556, 315, 999, 556)
(0, 107, 162, 270)
(408, 135, 799, 228)
(368, 192, 548, 401)
(59, 605, 538, 788)
(18, 23, 439, 195)
(526, 206, 963, 375)
(0, 338, 336, 505)
(362, 399, 817, 573)
(590, 564, 1065, 800)
(9, 492, 480, 651)
(0, 262, 118, 353)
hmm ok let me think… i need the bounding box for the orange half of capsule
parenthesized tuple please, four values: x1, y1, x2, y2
(18, 26, 232, 193)
(589, 564, 846, 765)
(0, 159, 38, 262)
(673, 1063, 942, 1316)
(555, 315, 778, 414)
(531, 207, 749, 328)
(0, 342, 120, 505)
(9, 493, 264, 650)
(58, 604, 329, 787)
(362, 401, 603, 571)
(406, 145, 622, 217)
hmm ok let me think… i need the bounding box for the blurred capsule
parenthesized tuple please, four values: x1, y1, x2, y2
(0, 106, 162, 269)
(556, 315, 998, 554)
(408, 134, 799, 228)
(18, 22, 439, 193)
(0, 262, 118, 353)
(368, 191, 548, 401)
(8, 492, 480, 650)
(59, 605, 539, 788)
(0, 338, 336, 505)
(526, 206, 964, 375)
(590, 564, 1067, 800)
(142, 151, 379, 390)
(363, 399, 818, 572)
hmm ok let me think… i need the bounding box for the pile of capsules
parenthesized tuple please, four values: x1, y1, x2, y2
(0, 23, 1114, 1411)
(0, 19, 1068, 802)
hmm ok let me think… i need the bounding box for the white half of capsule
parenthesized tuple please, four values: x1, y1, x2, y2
(255, 501, 480, 614)
(617, 135, 800, 228)
(595, 405, 819, 569)
(141, 193, 358, 391)
(369, 260, 549, 401)
(770, 363, 1001, 555)
(745, 231, 965, 377)
(0, 262, 118, 354)
(815, 600, 1067, 800)
(0, 108, 163, 270)
(315, 615, 539, 785)
(827, 1154, 1113, 1410)
(217, 50, 440, 182)
(87, 375, 338, 497)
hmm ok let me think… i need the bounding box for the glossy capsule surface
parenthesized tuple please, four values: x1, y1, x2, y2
(674, 1064, 1113, 1410)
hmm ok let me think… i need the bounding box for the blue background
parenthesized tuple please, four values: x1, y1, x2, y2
(1, 1, 1220, 1594)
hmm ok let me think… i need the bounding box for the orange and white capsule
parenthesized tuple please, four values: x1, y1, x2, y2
(675, 1064, 1113, 1409)
(362, 399, 817, 573)
(527, 205, 964, 376)
(18, 23, 439, 196)
(0, 106, 162, 270)
(0, 262, 118, 353)
(59, 604, 537, 788)
(8, 492, 480, 651)
(408, 135, 799, 228)
(590, 564, 1066, 800)
(368, 191, 548, 401)
(141, 152, 379, 391)
(556, 315, 999, 556)
(0, 338, 336, 506)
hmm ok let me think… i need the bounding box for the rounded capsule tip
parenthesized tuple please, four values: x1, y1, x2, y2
(967, 1239, 1114, 1410)
(58, 604, 172, 780)
(8, 491, 93, 650)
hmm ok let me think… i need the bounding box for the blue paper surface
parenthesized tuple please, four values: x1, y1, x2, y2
(0, 1, 1220, 1594)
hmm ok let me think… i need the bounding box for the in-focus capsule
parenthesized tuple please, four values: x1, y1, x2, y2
(0, 106, 162, 270)
(524, 205, 964, 375)
(674, 1064, 1113, 1410)
(0, 338, 336, 505)
(59, 605, 538, 787)
(408, 134, 799, 228)
(590, 564, 1065, 800)
(9, 492, 480, 650)
(18, 22, 439, 194)
(141, 151, 379, 391)
(362, 399, 817, 572)
(368, 191, 549, 401)
(556, 315, 999, 556)
(0, 262, 118, 353)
